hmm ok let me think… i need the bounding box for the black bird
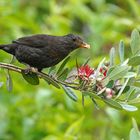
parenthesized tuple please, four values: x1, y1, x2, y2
(0, 34, 90, 71)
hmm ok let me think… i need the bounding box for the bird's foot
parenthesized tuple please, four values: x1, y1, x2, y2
(23, 67, 38, 74)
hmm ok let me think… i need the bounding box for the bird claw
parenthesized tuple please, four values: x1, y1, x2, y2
(23, 67, 38, 74)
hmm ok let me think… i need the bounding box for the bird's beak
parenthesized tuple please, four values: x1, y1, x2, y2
(80, 42, 90, 49)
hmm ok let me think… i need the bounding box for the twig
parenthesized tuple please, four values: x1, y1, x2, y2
(0, 62, 79, 89)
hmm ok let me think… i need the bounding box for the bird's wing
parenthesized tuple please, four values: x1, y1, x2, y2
(12, 34, 51, 48)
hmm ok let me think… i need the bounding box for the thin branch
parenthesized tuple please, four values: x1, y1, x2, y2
(0, 62, 79, 89)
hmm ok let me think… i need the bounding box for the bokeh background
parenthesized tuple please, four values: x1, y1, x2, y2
(0, 0, 140, 140)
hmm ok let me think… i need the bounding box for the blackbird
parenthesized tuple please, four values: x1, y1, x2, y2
(0, 34, 90, 71)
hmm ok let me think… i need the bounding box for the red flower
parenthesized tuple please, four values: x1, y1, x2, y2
(99, 67, 107, 77)
(78, 65, 94, 80)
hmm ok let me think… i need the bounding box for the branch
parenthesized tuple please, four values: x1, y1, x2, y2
(0, 62, 78, 89)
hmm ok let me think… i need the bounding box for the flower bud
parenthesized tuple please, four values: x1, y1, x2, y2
(105, 88, 113, 99)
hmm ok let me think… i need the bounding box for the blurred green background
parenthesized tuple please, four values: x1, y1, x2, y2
(0, 0, 140, 140)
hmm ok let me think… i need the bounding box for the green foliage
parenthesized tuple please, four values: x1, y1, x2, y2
(21, 71, 39, 85)
(0, 1, 140, 140)
(119, 40, 124, 63)
(103, 99, 122, 110)
(6, 70, 13, 91)
(64, 116, 84, 139)
(56, 56, 70, 76)
(128, 56, 140, 66)
(62, 85, 78, 102)
(43, 76, 60, 89)
(109, 47, 115, 66)
(130, 29, 140, 55)
(129, 118, 140, 140)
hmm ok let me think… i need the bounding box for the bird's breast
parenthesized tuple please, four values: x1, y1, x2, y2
(15, 45, 69, 69)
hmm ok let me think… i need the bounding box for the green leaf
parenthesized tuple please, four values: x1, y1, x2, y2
(125, 88, 136, 102)
(103, 99, 122, 110)
(120, 104, 138, 111)
(43, 76, 60, 89)
(119, 40, 124, 63)
(57, 68, 69, 80)
(22, 71, 39, 85)
(82, 93, 85, 106)
(128, 55, 140, 66)
(133, 81, 140, 87)
(48, 66, 56, 75)
(110, 47, 115, 66)
(97, 57, 106, 74)
(130, 128, 140, 140)
(106, 80, 114, 88)
(62, 85, 78, 102)
(129, 97, 140, 104)
(83, 57, 90, 66)
(101, 77, 110, 87)
(0, 82, 3, 88)
(124, 72, 136, 78)
(115, 78, 129, 99)
(130, 29, 140, 55)
(6, 70, 13, 92)
(132, 118, 140, 134)
(108, 65, 130, 81)
(130, 118, 140, 140)
(90, 97, 99, 110)
(65, 116, 84, 137)
(56, 56, 70, 75)
(106, 66, 115, 76)
(83, 92, 102, 100)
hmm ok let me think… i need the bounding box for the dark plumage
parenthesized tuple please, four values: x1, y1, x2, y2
(0, 34, 90, 71)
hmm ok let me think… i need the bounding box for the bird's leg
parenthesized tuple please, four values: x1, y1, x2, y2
(23, 65, 38, 74)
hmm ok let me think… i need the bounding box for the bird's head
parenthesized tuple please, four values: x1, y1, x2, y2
(65, 34, 90, 50)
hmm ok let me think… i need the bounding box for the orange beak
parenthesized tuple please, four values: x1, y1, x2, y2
(80, 42, 90, 49)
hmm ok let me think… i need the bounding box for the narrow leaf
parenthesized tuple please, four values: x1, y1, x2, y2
(103, 99, 122, 110)
(130, 29, 140, 55)
(82, 93, 84, 106)
(128, 97, 140, 104)
(57, 68, 69, 80)
(115, 78, 129, 99)
(96, 57, 106, 74)
(121, 58, 129, 66)
(62, 85, 78, 102)
(110, 47, 115, 66)
(119, 40, 124, 63)
(132, 118, 140, 135)
(43, 76, 60, 89)
(108, 65, 130, 81)
(121, 104, 138, 112)
(83, 92, 102, 100)
(128, 55, 140, 66)
(83, 57, 90, 66)
(6, 70, 13, 92)
(106, 66, 115, 76)
(124, 72, 136, 78)
(57, 56, 70, 75)
(48, 66, 56, 75)
(90, 97, 99, 110)
(101, 77, 110, 87)
(106, 80, 114, 88)
(130, 128, 140, 140)
(22, 71, 39, 85)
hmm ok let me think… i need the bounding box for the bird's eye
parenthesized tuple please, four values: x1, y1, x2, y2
(72, 38, 76, 41)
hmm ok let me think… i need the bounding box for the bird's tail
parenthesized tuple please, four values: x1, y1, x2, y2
(0, 44, 16, 55)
